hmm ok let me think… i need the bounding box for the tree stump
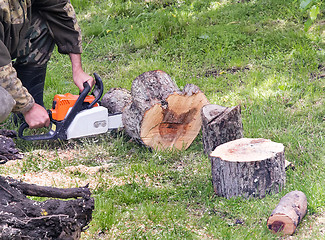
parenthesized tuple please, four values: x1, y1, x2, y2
(267, 191, 307, 235)
(201, 104, 243, 154)
(0, 175, 94, 239)
(209, 138, 286, 199)
(122, 70, 209, 150)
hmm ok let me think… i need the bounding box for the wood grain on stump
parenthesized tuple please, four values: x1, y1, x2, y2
(209, 138, 286, 199)
(267, 191, 307, 235)
(201, 104, 243, 154)
(122, 70, 209, 150)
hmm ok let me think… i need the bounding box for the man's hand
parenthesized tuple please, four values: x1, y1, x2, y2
(23, 103, 50, 129)
(69, 53, 94, 92)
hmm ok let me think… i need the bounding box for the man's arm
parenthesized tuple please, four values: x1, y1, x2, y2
(34, 1, 94, 90)
(69, 53, 94, 91)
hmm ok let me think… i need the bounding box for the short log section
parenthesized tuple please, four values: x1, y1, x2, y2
(209, 138, 286, 199)
(267, 191, 307, 235)
(122, 70, 209, 150)
(101, 88, 132, 114)
(201, 104, 243, 154)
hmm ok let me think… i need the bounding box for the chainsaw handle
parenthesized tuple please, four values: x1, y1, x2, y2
(89, 73, 104, 108)
(18, 122, 57, 141)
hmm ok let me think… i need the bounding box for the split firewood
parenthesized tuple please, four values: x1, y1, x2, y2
(0, 175, 94, 240)
(201, 104, 243, 154)
(120, 70, 209, 150)
(267, 191, 307, 235)
(209, 138, 286, 199)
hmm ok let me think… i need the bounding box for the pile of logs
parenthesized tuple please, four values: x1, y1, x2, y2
(102, 70, 209, 150)
(0, 129, 94, 239)
(0, 175, 94, 239)
(102, 70, 287, 199)
(101, 70, 307, 235)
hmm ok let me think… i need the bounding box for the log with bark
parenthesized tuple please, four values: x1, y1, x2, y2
(267, 191, 307, 235)
(0, 175, 94, 240)
(101, 88, 132, 114)
(201, 104, 243, 154)
(209, 138, 286, 199)
(104, 70, 209, 150)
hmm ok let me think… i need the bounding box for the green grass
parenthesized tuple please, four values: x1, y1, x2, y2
(1, 0, 325, 239)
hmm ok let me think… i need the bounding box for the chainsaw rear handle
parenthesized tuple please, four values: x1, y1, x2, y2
(18, 73, 103, 141)
(18, 122, 58, 141)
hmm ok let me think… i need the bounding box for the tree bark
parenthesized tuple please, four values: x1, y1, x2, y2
(201, 104, 243, 154)
(209, 138, 286, 199)
(0, 175, 94, 240)
(122, 70, 209, 150)
(267, 191, 307, 235)
(101, 88, 132, 114)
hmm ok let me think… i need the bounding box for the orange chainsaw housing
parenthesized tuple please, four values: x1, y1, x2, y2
(50, 93, 98, 121)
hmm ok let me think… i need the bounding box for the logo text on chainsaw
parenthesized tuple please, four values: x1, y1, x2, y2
(94, 120, 107, 128)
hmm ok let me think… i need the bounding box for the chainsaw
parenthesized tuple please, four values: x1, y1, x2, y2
(18, 73, 123, 141)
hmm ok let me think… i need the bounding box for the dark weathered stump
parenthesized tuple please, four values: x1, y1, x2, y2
(122, 70, 209, 150)
(209, 138, 286, 199)
(0, 175, 94, 239)
(267, 191, 307, 235)
(0, 130, 23, 164)
(201, 104, 243, 154)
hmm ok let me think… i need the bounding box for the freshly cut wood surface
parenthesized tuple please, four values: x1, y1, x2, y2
(122, 70, 209, 150)
(210, 138, 284, 162)
(209, 138, 286, 198)
(141, 90, 208, 150)
(267, 191, 307, 235)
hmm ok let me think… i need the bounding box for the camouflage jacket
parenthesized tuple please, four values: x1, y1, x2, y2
(0, 0, 82, 113)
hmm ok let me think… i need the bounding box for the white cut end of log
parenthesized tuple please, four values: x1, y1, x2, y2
(210, 138, 284, 162)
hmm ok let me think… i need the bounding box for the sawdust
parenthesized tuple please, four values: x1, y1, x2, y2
(5, 163, 125, 190)
(2, 148, 126, 190)
(2, 147, 159, 191)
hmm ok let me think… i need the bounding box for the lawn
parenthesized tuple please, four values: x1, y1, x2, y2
(1, 0, 325, 239)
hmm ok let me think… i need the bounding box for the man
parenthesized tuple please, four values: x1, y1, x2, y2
(0, 0, 94, 128)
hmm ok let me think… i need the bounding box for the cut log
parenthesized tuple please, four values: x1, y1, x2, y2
(267, 191, 307, 235)
(0, 175, 94, 239)
(201, 104, 243, 154)
(122, 70, 209, 150)
(209, 138, 286, 199)
(101, 88, 132, 114)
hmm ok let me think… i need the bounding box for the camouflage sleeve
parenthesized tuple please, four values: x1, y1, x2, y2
(32, 0, 82, 54)
(0, 54, 34, 114)
(0, 40, 34, 114)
